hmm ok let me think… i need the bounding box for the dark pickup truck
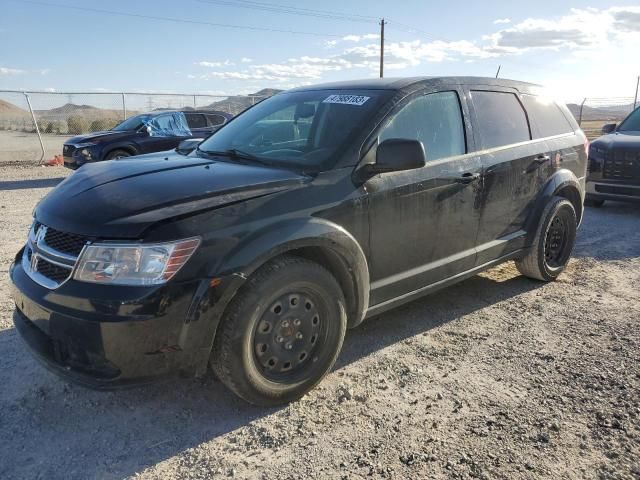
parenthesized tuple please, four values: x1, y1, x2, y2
(586, 106, 640, 205)
(11, 77, 587, 405)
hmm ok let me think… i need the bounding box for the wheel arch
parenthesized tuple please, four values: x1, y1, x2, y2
(525, 168, 584, 244)
(101, 143, 138, 160)
(215, 218, 370, 330)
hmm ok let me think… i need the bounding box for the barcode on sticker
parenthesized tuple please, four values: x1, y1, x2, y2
(322, 95, 370, 106)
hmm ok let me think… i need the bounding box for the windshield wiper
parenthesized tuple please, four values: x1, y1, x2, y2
(197, 147, 271, 166)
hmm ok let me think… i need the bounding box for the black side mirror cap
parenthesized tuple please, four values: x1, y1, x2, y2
(371, 138, 426, 174)
(601, 123, 617, 134)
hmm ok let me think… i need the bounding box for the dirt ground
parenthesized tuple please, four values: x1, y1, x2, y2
(0, 165, 638, 480)
(0, 130, 70, 164)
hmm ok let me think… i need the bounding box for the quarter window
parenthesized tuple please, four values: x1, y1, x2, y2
(205, 114, 227, 127)
(521, 95, 573, 138)
(379, 91, 466, 161)
(471, 90, 530, 149)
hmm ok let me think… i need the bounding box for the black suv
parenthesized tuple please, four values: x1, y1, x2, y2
(62, 110, 232, 169)
(586, 106, 640, 206)
(11, 77, 587, 405)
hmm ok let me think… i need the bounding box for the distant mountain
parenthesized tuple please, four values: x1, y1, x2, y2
(0, 99, 30, 118)
(205, 88, 283, 115)
(566, 103, 634, 122)
(34, 103, 124, 121)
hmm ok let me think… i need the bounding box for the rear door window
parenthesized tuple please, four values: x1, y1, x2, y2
(379, 91, 466, 161)
(205, 114, 227, 127)
(185, 113, 207, 129)
(521, 95, 573, 138)
(471, 90, 530, 149)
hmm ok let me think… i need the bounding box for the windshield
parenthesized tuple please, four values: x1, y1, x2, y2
(618, 107, 640, 132)
(112, 114, 150, 132)
(197, 89, 387, 170)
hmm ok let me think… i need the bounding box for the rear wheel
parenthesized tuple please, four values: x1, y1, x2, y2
(211, 255, 347, 406)
(516, 197, 577, 281)
(105, 149, 131, 160)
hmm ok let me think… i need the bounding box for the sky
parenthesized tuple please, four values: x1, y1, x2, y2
(1, 0, 639, 102)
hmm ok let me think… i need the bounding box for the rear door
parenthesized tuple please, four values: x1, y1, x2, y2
(185, 113, 211, 138)
(467, 87, 545, 265)
(367, 88, 483, 305)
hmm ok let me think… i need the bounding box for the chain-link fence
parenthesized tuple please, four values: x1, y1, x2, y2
(572, 97, 637, 140)
(0, 90, 271, 163)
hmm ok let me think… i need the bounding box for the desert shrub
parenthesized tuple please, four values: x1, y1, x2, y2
(67, 116, 88, 135)
(44, 121, 63, 134)
(89, 118, 118, 132)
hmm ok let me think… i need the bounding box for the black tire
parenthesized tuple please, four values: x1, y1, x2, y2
(584, 198, 605, 208)
(211, 255, 347, 406)
(105, 149, 132, 160)
(516, 196, 577, 282)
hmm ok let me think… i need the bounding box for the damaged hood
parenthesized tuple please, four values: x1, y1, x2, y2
(35, 153, 308, 238)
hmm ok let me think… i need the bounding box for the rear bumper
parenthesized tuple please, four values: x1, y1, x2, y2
(9, 256, 225, 389)
(586, 180, 640, 204)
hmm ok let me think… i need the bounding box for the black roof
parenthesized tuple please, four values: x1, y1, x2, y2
(287, 76, 541, 93)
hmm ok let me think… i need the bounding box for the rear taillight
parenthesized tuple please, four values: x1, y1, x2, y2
(584, 137, 590, 157)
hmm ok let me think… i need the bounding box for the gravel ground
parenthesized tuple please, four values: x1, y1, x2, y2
(0, 165, 638, 480)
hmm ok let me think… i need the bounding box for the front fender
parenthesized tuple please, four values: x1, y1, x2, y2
(216, 217, 370, 326)
(524, 168, 585, 244)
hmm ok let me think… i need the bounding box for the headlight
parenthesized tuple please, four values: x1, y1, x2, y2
(74, 237, 200, 285)
(80, 148, 92, 159)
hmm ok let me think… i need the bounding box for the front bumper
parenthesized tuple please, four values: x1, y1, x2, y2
(9, 254, 221, 389)
(586, 180, 640, 204)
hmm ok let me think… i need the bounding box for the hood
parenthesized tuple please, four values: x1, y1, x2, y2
(35, 152, 309, 238)
(65, 130, 132, 145)
(591, 131, 640, 150)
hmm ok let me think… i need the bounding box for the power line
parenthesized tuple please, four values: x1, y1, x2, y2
(197, 0, 380, 24)
(12, 0, 345, 37)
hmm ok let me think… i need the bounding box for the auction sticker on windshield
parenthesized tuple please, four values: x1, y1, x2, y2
(322, 94, 370, 106)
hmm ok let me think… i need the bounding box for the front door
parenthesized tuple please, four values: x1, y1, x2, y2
(366, 89, 483, 305)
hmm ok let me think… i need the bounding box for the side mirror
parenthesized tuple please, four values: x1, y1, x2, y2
(601, 123, 617, 135)
(371, 138, 426, 173)
(176, 138, 202, 155)
(145, 125, 153, 135)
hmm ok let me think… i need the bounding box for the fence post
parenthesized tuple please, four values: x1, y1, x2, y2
(24, 92, 45, 163)
(578, 98, 586, 126)
(121, 93, 127, 120)
(193, 95, 197, 109)
(634, 76, 639, 110)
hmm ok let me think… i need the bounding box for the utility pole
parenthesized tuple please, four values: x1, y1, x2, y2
(495, 65, 501, 78)
(379, 18, 386, 78)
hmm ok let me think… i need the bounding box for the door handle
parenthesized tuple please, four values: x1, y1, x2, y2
(526, 155, 551, 173)
(454, 172, 481, 184)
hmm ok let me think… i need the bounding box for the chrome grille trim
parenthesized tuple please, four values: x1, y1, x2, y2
(22, 223, 87, 289)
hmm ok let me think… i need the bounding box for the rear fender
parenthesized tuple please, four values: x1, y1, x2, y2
(524, 168, 584, 245)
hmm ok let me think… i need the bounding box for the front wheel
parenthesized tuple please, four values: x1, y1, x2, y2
(105, 149, 132, 160)
(211, 255, 347, 406)
(516, 197, 577, 281)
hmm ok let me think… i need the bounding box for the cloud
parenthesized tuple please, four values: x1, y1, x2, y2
(493, 18, 511, 25)
(240, 57, 253, 63)
(326, 33, 379, 48)
(196, 60, 235, 68)
(610, 6, 640, 33)
(0, 66, 25, 76)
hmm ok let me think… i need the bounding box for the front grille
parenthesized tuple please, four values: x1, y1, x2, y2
(603, 150, 640, 180)
(35, 257, 72, 283)
(63, 144, 76, 157)
(24, 223, 89, 288)
(43, 227, 89, 257)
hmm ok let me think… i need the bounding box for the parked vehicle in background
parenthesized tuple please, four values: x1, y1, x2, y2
(11, 77, 587, 405)
(586, 106, 640, 206)
(62, 110, 232, 169)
